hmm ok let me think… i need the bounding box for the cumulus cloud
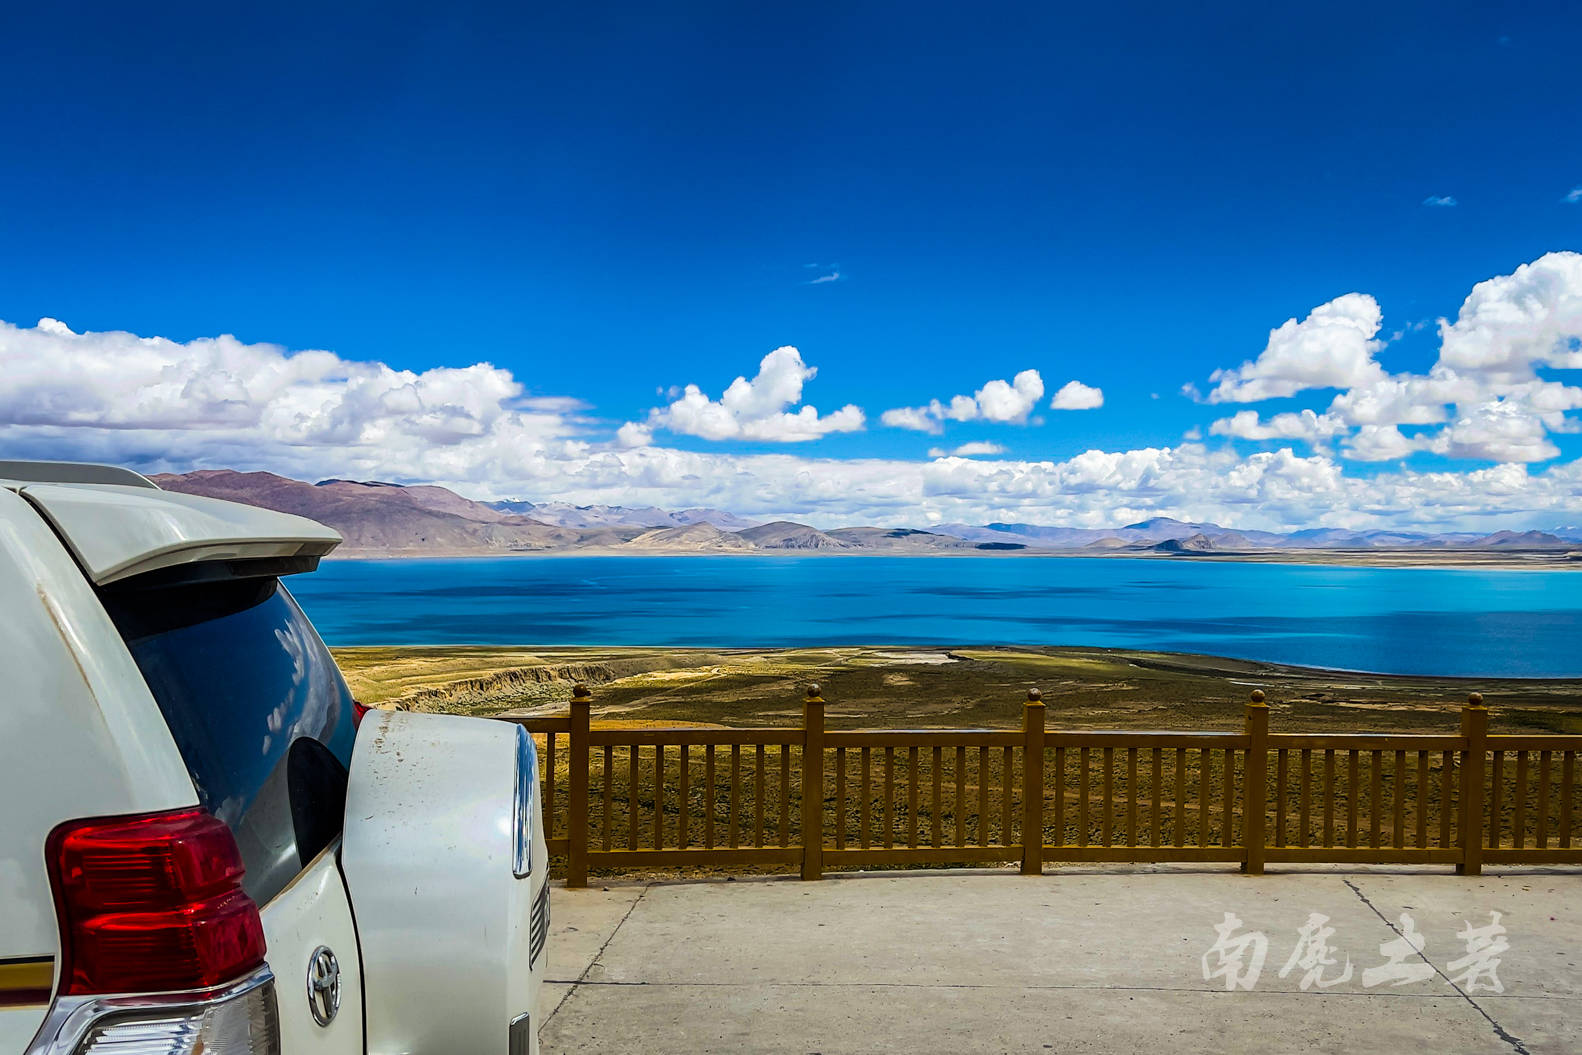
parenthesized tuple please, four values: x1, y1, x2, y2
(876, 406, 936, 433)
(0, 317, 578, 483)
(524, 441, 1582, 532)
(928, 442, 1007, 458)
(1342, 424, 1424, 462)
(882, 370, 1045, 433)
(1426, 396, 1572, 464)
(1208, 293, 1386, 403)
(1209, 409, 1347, 444)
(1050, 380, 1104, 410)
(1435, 253, 1582, 377)
(7, 252, 1582, 530)
(630, 346, 864, 443)
(614, 422, 653, 448)
(1196, 253, 1582, 464)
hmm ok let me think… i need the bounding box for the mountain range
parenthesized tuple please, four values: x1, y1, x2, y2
(149, 470, 1582, 558)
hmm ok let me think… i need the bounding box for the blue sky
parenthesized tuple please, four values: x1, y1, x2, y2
(2, 3, 1581, 528)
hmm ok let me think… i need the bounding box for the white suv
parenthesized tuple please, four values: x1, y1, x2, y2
(0, 461, 548, 1055)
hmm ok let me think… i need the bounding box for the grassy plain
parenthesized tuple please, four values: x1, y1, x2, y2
(332, 644, 1582, 735)
(332, 645, 1582, 875)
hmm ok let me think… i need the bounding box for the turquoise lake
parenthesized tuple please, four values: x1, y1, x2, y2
(287, 555, 1582, 678)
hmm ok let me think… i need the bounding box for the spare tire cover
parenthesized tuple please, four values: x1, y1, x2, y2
(340, 709, 543, 1054)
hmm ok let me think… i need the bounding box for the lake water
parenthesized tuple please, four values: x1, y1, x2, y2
(288, 556, 1582, 678)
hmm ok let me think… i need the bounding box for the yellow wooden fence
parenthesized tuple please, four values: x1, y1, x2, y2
(507, 685, 1582, 887)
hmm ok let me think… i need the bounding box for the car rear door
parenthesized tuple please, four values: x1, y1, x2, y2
(99, 572, 366, 1053)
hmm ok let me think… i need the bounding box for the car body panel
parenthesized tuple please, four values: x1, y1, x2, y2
(258, 844, 364, 1054)
(0, 959, 56, 1054)
(342, 709, 546, 1055)
(18, 482, 340, 585)
(3, 465, 542, 1053)
(0, 486, 199, 1048)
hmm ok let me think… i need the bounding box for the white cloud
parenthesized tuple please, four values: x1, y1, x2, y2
(882, 370, 1044, 433)
(878, 406, 939, 433)
(631, 346, 864, 443)
(573, 444, 1582, 532)
(1386, 319, 1431, 343)
(1050, 380, 1104, 410)
(615, 422, 653, 448)
(1194, 253, 1582, 465)
(807, 271, 841, 285)
(1208, 293, 1386, 403)
(1326, 372, 1469, 427)
(976, 372, 1045, 420)
(0, 316, 547, 447)
(1435, 252, 1582, 377)
(1427, 397, 1570, 464)
(1563, 188, 1582, 204)
(1209, 409, 1346, 444)
(7, 252, 1582, 532)
(1342, 424, 1424, 462)
(928, 442, 1007, 458)
(1423, 195, 1458, 207)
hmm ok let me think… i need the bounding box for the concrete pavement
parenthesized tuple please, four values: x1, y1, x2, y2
(537, 866, 1582, 1054)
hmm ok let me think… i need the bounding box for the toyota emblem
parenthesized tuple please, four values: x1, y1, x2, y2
(306, 945, 341, 1027)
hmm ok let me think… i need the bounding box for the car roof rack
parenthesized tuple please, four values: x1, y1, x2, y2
(0, 460, 158, 489)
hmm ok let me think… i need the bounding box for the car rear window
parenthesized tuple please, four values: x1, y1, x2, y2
(101, 576, 357, 904)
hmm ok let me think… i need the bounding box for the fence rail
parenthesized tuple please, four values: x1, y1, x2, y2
(503, 685, 1582, 886)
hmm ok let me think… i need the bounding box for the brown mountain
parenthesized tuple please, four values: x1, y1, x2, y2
(824, 527, 973, 552)
(736, 521, 851, 550)
(151, 470, 606, 554)
(622, 523, 753, 551)
(147, 469, 1579, 562)
(1468, 530, 1569, 549)
(1152, 533, 1216, 553)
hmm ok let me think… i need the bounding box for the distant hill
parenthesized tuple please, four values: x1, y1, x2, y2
(825, 527, 975, 553)
(1471, 530, 1569, 549)
(487, 499, 758, 531)
(149, 469, 1582, 560)
(152, 471, 600, 554)
(622, 523, 753, 551)
(737, 521, 851, 550)
(1153, 533, 1216, 553)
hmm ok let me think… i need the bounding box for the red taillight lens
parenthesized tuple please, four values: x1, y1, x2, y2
(351, 699, 370, 727)
(48, 808, 267, 995)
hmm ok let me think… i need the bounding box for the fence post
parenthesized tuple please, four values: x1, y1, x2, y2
(801, 684, 825, 881)
(1021, 689, 1045, 875)
(1458, 693, 1488, 876)
(565, 683, 591, 888)
(1242, 690, 1268, 876)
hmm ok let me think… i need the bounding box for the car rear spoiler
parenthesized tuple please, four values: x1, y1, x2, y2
(0, 460, 159, 489)
(19, 482, 341, 586)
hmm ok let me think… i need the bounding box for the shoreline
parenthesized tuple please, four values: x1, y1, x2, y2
(332, 641, 1582, 684)
(323, 546, 1582, 572)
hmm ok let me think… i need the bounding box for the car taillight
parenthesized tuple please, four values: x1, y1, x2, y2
(68, 979, 280, 1053)
(351, 699, 370, 727)
(47, 808, 267, 995)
